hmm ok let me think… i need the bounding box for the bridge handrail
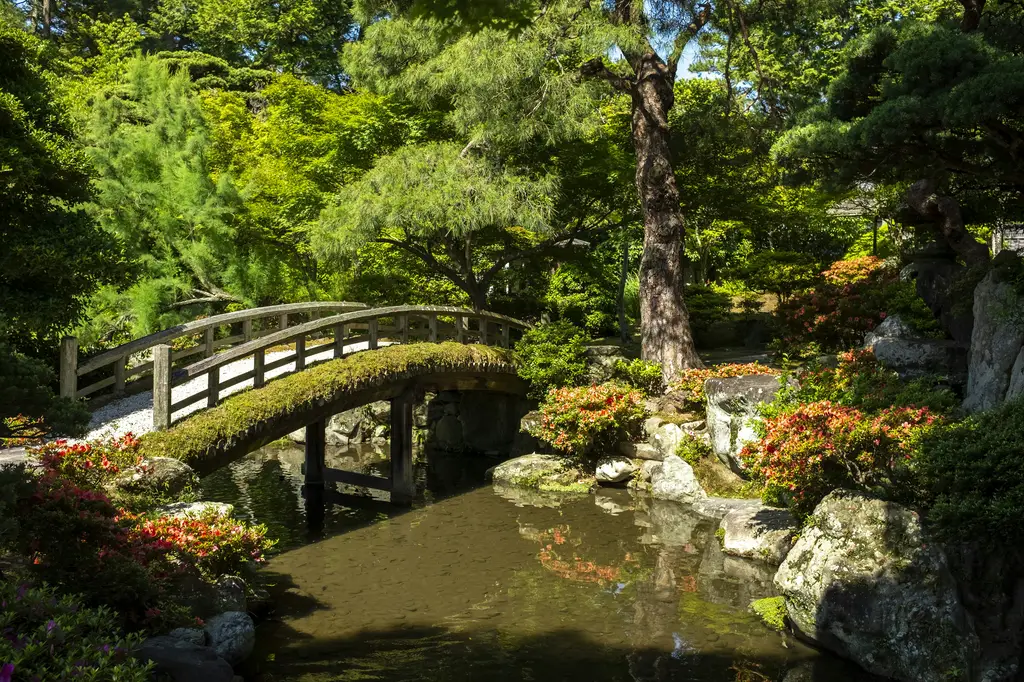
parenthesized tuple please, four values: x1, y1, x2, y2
(142, 304, 529, 430)
(60, 301, 367, 400)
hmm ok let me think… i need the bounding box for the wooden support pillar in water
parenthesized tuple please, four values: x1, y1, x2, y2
(390, 390, 415, 505)
(304, 418, 326, 489)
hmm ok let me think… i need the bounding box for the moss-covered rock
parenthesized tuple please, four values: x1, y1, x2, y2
(750, 596, 787, 631)
(488, 453, 593, 494)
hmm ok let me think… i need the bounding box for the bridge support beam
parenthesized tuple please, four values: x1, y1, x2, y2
(390, 390, 415, 505)
(304, 418, 326, 489)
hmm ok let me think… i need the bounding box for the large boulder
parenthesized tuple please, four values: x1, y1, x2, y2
(718, 505, 797, 565)
(650, 454, 706, 504)
(774, 490, 979, 682)
(963, 259, 1024, 413)
(871, 337, 968, 383)
(863, 314, 915, 346)
(110, 457, 198, 497)
(204, 612, 255, 667)
(135, 636, 234, 682)
(647, 420, 685, 459)
(594, 457, 637, 484)
(704, 375, 781, 473)
(488, 454, 593, 493)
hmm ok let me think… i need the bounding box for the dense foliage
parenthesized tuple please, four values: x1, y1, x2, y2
(513, 321, 589, 400)
(611, 359, 665, 396)
(535, 383, 646, 461)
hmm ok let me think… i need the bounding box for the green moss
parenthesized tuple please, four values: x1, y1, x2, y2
(140, 343, 516, 468)
(714, 527, 725, 545)
(750, 596, 787, 631)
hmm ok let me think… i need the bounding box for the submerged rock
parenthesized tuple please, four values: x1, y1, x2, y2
(718, 505, 797, 565)
(704, 375, 781, 473)
(214, 575, 247, 613)
(205, 612, 256, 667)
(136, 636, 234, 682)
(774, 490, 979, 682)
(650, 454, 706, 504)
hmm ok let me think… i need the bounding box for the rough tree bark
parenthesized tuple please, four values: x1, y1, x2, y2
(631, 52, 703, 377)
(906, 179, 991, 269)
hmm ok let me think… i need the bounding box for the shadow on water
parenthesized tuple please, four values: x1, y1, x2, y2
(202, 444, 880, 682)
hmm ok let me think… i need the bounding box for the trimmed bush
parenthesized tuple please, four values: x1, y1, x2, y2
(536, 383, 646, 461)
(740, 400, 938, 518)
(0, 581, 152, 681)
(671, 362, 781, 412)
(612, 358, 665, 395)
(917, 397, 1024, 547)
(512, 321, 588, 399)
(140, 342, 515, 468)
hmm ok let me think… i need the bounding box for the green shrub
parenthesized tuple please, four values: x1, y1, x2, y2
(675, 434, 713, 467)
(612, 358, 664, 395)
(0, 581, 152, 681)
(741, 400, 939, 518)
(512, 321, 588, 399)
(737, 250, 820, 303)
(683, 285, 732, 335)
(536, 383, 647, 461)
(0, 343, 90, 444)
(917, 397, 1024, 547)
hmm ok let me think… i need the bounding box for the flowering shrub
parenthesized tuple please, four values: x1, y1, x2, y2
(0, 581, 152, 681)
(612, 358, 664, 395)
(671, 363, 782, 412)
(777, 257, 941, 354)
(119, 509, 275, 582)
(740, 400, 938, 518)
(764, 349, 957, 416)
(536, 383, 646, 460)
(32, 434, 142, 490)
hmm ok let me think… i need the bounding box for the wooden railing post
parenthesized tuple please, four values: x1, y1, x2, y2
(279, 313, 289, 331)
(368, 318, 378, 350)
(479, 318, 489, 345)
(204, 327, 215, 358)
(207, 367, 220, 408)
(253, 349, 265, 388)
(390, 390, 414, 505)
(398, 314, 409, 343)
(59, 336, 78, 399)
(501, 323, 511, 348)
(334, 323, 346, 358)
(428, 315, 438, 342)
(152, 344, 172, 430)
(455, 315, 465, 343)
(295, 335, 306, 370)
(242, 318, 253, 342)
(114, 355, 126, 395)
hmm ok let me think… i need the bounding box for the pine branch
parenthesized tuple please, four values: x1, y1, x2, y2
(580, 58, 632, 92)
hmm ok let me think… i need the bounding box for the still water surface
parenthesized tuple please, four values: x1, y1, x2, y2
(201, 444, 875, 682)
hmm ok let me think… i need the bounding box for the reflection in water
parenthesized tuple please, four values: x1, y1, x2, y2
(201, 444, 876, 682)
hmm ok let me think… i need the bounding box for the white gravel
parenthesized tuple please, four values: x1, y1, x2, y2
(82, 341, 380, 442)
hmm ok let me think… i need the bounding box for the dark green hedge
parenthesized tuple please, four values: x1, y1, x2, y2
(140, 343, 515, 467)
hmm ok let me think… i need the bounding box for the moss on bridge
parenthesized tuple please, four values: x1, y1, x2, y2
(139, 342, 517, 469)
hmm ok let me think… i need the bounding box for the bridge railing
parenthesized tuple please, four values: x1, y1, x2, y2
(60, 301, 368, 403)
(142, 305, 528, 430)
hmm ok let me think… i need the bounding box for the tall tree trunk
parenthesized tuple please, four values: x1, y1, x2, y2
(618, 226, 631, 344)
(631, 51, 703, 379)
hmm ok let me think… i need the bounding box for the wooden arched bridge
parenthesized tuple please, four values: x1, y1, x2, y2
(60, 302, 531, 503)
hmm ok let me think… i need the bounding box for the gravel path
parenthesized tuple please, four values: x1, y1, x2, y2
(82, 340, 381, 442)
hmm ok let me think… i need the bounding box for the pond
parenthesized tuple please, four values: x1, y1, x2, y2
(201, 444, 876, 682)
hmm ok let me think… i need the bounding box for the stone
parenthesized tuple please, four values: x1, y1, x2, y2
(433, 414, 464, 452)
(214, 575, 247, 613)
(594, 491, 631, 516)
(718, 505, 797, 565)
(136, 636, 234, 682)
(705, 374, 781, 473)
(168, 627, 207, 647)
(872, 337, 968, 382)
(863, 314, 914, 347)
(774, 490, 979, 682)
(1008, 346, 1024, 402)
(648, 421, 685, 459)
(457, 393, 526, 453)
(643, 416, 664, 440)
(963, 265, 1024, 413)
(156, 501, 234, 518)
(488, 454, 592, 493)
(595, 457, 637, 484)
(618, 441, 663, 461)
(204, 612, 256, 667)
(583, 344, 628, 383)
(642, 499, 703, 547)
(111, 456, 198, 496)
(644, 390, 695, 417)
(690, 496, 761, 520)
(493, 483, 569, 508)
(326, 409, 364, 444)
(650, 454, 707, 504)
